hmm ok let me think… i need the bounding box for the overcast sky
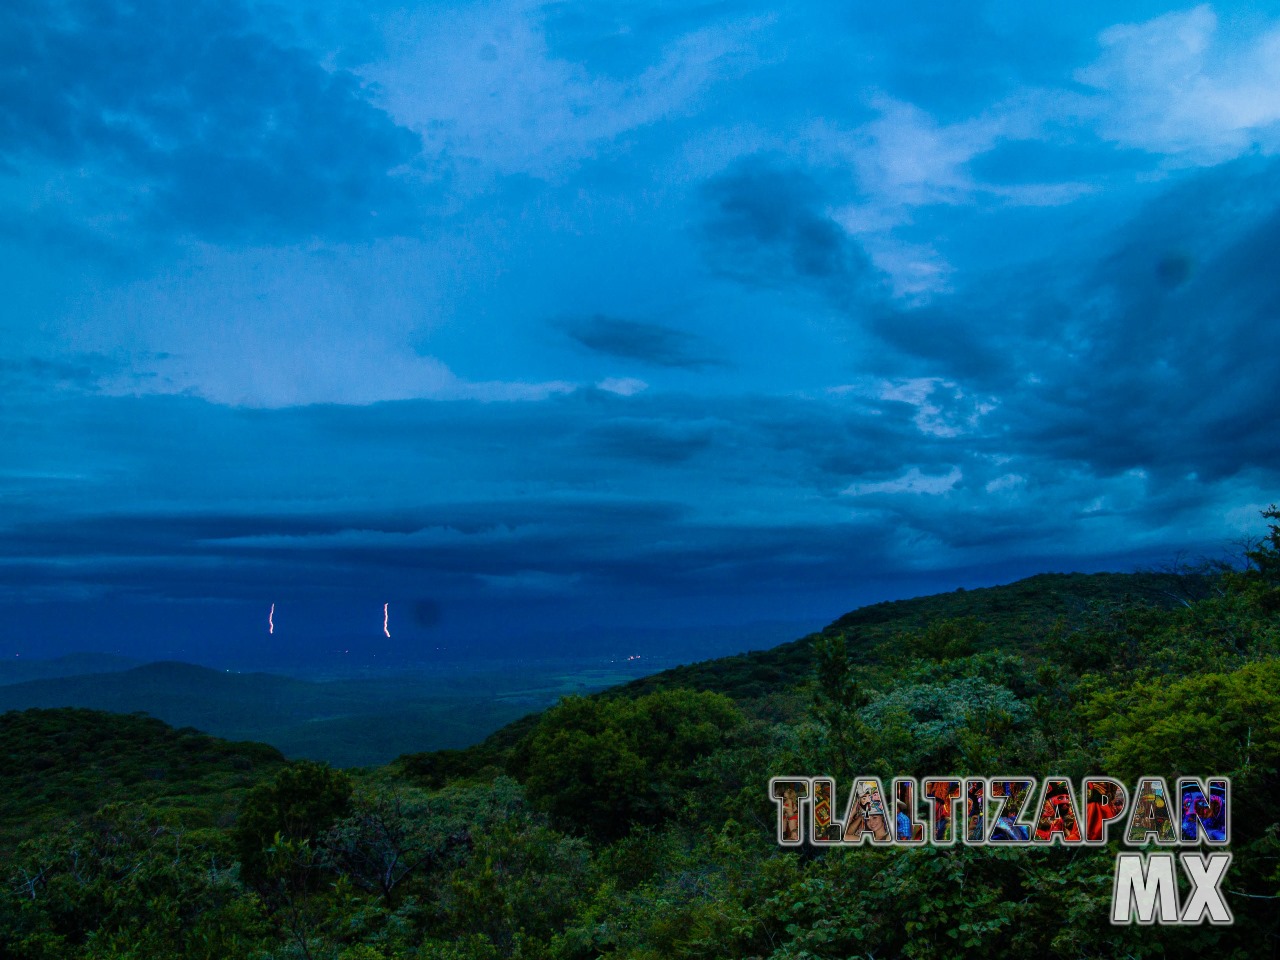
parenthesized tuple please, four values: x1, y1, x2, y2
(2, 1, 1278, 666)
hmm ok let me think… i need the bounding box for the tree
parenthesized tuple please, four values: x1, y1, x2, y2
(322, 785, 469, 906)
(232, 760, 353, 890)
(515, 689, 743, 841)
(1245, 504, 1280, 584)
(2, 803, 267, 959)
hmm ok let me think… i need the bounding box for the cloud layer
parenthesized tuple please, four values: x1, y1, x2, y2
(2, 1, 1278, 664)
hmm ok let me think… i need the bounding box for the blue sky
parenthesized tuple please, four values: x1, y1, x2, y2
(2, 1, 1278, 666)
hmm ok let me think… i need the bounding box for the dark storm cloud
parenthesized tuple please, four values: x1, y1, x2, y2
(867, 300, 1015, 384)
(0, 386, 975, 607)
(1, 502, 951, 632)
(583, 418, 716, 463)
(699, 157, 879, 292)
(0, 498, 693, 564)
(560, 315, 722, 368)
(1006, 158, 1280, 481)
(0, 0, 421, 244)
(0, 493, 695, 605)
(0, 354, 120, 390)
(846, 156, 1280, 490)
(0, 376, 1263, 661)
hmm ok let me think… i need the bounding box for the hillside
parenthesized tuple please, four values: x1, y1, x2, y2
(0, 652, 139, 686)
(0, 708, 284, 851)
(459, 570, 1206, 759)
(2, 548, 1278, 958)
(611, 571, 1206, 701)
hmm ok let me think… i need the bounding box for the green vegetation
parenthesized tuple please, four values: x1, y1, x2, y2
(0, 708, 284, 849)
(2, 506, 1279, 958)
(512, 689, 744, 841)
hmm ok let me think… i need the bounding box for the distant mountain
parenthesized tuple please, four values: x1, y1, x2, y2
(465, 570, 1205, 755)
(607, 570, 1205, 702)
(0, 660, 621, 767)
(0, 572, 1203, 768)
(0, 651, 139, 686)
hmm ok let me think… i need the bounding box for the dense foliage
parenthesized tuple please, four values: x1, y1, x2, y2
(2, 507, 1279, 958)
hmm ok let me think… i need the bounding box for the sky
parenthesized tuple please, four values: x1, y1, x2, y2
(2, 1, 1279, 668)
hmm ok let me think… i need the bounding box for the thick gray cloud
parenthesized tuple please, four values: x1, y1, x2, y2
(699, 157, 879, 292)
(872, 156, 1280, 483)
(0, 0, 421, 244)
(561, 315, 722, 368)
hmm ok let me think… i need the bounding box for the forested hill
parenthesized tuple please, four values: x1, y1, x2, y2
(0, 709, 284, 851)
(400, 569, 1209, 779)
(3, 545, 1276, 959)
(488, 570, 1204, 730)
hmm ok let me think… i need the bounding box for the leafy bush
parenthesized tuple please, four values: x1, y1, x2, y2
(515, 689, 743, 841)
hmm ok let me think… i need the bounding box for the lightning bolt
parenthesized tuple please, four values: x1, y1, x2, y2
(383, 602, 390, 638)
(269, 603, 275, 635)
